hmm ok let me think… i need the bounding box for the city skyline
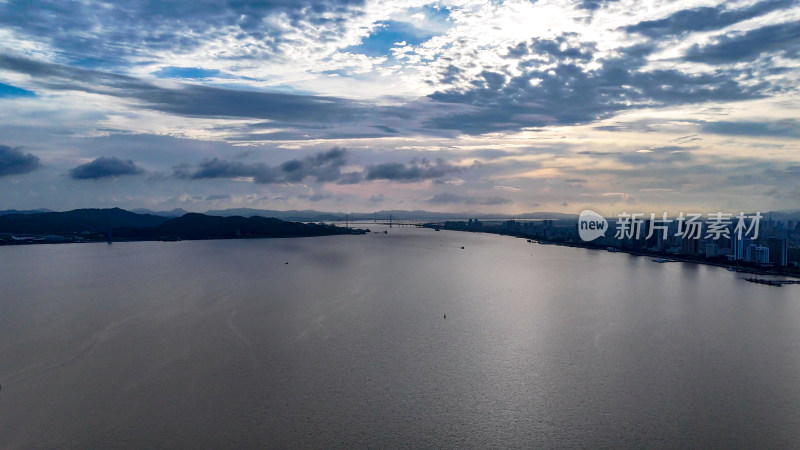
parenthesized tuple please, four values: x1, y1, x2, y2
(0, 0, 798, 214)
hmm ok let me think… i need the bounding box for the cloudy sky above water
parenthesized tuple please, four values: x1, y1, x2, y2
(0, 0, 798, 215)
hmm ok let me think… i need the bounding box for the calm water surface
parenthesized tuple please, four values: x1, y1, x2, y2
(1, 227, 799, 448)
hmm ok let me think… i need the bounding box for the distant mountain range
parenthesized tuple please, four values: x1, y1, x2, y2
(205, 208, 347, 221)
(130, 208, 190, 218)
(0, 208, 54, 216)
(0, 208, 360, 243)
(0, 208, 167, 234)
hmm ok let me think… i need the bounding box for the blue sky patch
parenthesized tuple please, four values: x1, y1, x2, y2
(345, 20, 436, 57)
(0, 82, 35, 98)
(152, 67, 226, 79)
(418, 4, 451, 23)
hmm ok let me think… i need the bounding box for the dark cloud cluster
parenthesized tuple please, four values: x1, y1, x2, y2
(428, 38, 769, 134)
(69, 157, 143, 179)
(365, 158, 459, 182)
(0, 53, 366, 125)
(0, 145, 41, 176)
(507, 34, 595, 62)
(624, 0, 794, 39)
(0, 8, 795, 143)
(175, 148, 462, 185)
(176, 147, 349, 184)
(701, 120, 800, 138)
(0, 0, 366, 68)
(0, 39, 785, 139)
(684, 21, 800, 64)
(2, 52, 444, 141)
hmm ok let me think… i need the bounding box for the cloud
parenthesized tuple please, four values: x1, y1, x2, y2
(426, 39, 768, 134)
(470, 150, 518, 160)
(0, 53, 464, 141)
(175, 148, 462, 186)
(299, 191, 334, 202)
(493, 185, 521, 191)
(624, 0, 795, 39)
(429, 192, 511, 205)
(701, 120, 800, 138)
(480, 196, 512, 205)
(507, 35, 595, 62)
(577, 145, 695, 166)
(684, 21, 800, 64)
(0, 145, 41, 176)
(176, 147, 351, 184)
(69, 157, 143, 179)
(0, 0, 367, 68)
(281, 146, 348, 182)
(578, 0, 619, 11)
(365, 158, 459, 182)
(0, 47, 777, 138)
(0, 53, 366, 124)
(175, 159, 269, 181)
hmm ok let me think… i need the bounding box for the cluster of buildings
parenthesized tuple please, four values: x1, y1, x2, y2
(437, 217, 800, 271)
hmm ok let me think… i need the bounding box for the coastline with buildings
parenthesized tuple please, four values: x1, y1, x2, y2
(422, 217, 800, 280)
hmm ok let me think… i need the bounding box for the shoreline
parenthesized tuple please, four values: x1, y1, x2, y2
(0, 229, 369, 247)
(423, 225, 800, 280)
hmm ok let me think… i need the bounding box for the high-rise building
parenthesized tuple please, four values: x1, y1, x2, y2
(681, 236, 699, 255)
(645, 219, 665, 250)
(789, 247, 800, 267)
(767, 237, 788, 266)
(731, 237, 753, 261)
(755, 246, 770, 264)
(745, 244, 769, 264)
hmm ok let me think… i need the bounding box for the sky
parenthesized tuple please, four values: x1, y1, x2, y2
(0, 0, 798, 215)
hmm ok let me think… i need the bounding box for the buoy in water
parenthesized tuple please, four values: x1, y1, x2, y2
(444, 314, 446, 319)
